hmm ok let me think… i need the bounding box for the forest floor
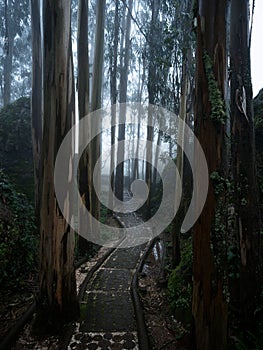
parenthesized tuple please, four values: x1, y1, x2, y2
(0, 244, 190, 350)
(0, 277, 37, 341)
(1, 213, 190, 350)
(138, 236, 190, 350)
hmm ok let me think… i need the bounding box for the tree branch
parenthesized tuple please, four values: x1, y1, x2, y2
(120, 0, 148, 41)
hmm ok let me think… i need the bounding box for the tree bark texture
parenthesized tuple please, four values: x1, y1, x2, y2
(90, 0, 106, 230)
(37, 0, 78, 327)
(230, 0, 262, 324)
(108, 0, 119, 211)
(77, 0, 92, 247)
(192, 1, 228, 349)
(145, 0, 160, 219)
(31, 0, 43, 219)
(115, 0, 132, 202)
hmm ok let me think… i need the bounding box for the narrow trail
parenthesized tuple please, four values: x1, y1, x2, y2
(68, 191, 153, 350)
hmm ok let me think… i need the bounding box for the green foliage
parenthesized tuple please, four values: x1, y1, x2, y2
(210, 171, 228, 196)
(227, 245, 240, 280)
(0, 170, 37, 287)
(203, 51, 227, 124)
(255, 115, 263, 130)
(231, 329, 263, 350)
(232, 290, 263, 349)
(228, 255, 263, 349)
(168, 238, 192, 315)
(0, 97, 34, 201)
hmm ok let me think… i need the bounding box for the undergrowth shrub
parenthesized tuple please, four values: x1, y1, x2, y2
(0, 170, 37, 287)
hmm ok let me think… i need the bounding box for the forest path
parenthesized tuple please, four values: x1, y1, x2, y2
(68, 191, 152, 350)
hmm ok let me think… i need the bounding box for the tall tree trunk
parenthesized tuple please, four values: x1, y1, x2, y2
(78, 0, 89, 119)
(90, 0, 106, 230)
(37, 0, 78, 328)
(152, 128, 162, 186)
(108, 0, 119, 211)
(115, 0, 133, 202)
(30, 0, 43, 219)
(133, 118, 140, 181)
(230, 0, 262, 325)
(172, 58, 189, 267)
(145, 111, 153, 219)
(192, 1, 228, 349)
(133, 54, 146, 182)
(3, 0, 14, 106)
(146, 0, 160, 219)
(77, 0, 92, 248)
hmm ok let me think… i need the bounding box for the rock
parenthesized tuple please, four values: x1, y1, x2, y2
(123, 333, 135, 341)
(112, 334, 122, 342)
(98, 339, 111, 348)
(92, 334, 102, 341)
(123, 340, 136, 349)
(103, 332, 112, 340)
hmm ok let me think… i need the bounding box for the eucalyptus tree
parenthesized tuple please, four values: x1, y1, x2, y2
(133, 50, 146, 182)
(108, 0, 120, 210)
(90, 0, 106, 229)
(37, 0, 79, 327)
(30, 0, 43, 218)
(0, 0, 31, 106)
(77, 0, 92, 246)
(192, 0, 228, 348)
(167, 0, 195, 267)
(145, 0, 161, 218)
(230, 0, 262, 326)
(115, 0, 133, 202)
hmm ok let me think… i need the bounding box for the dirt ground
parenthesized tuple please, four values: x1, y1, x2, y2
(138, 239, 190, 350)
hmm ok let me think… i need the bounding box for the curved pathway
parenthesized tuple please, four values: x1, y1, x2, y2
(68, 192, 153, 350)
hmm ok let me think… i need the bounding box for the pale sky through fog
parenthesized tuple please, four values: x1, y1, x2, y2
(251, 0, 263, 97)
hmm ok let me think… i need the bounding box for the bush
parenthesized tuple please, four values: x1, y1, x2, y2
(0, 97, 34, 201)
(0, 170, 37, 287)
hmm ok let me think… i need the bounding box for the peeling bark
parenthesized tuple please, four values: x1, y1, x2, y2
(37, 0, 78, 327)
(192, 1, 228, 348)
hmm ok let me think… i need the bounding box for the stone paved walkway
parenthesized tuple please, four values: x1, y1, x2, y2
(68, 192, 152, 350)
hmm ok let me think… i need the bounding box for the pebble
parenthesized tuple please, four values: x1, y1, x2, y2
(92, 334, 103, 341)
(98, 339, 111, 348)
(123, 333, 135, 342)
(103, 332, 112, 340)
(123, 340, 136, 349)
(111, 343, 123, 350)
